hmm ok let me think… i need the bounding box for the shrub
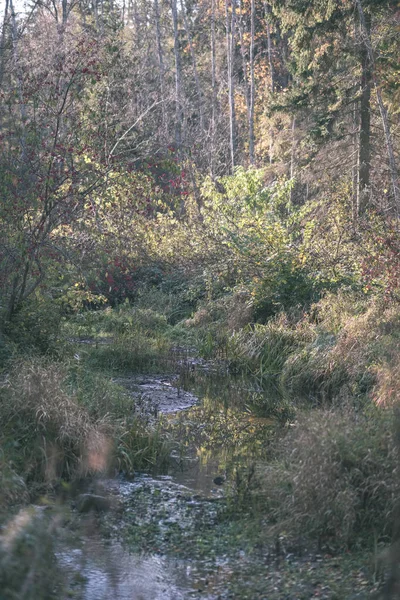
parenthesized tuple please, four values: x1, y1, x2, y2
(4, 295, 63, 355)
(252, 257, 320, 322)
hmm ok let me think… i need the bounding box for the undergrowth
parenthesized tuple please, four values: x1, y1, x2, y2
(0, 357, 175, 497)
(261, 406, 399, 550)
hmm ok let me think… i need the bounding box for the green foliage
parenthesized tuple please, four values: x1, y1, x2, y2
(116, 419, 175, 474)
(251, 257, 319, 322)
(81, 333, 167, 374)
(4, 294, 64, 355)
(67, 362, 132, 420)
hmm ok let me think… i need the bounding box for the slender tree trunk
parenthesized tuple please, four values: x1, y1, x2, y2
(154, 0, 166, 131)
(62, 0, 68, 25)
(264, 2, 274, 94)
(264, 2, 275, 163)
(237, 0, 251, 157)
(249, 0, 255, 164)
(171, 0, 182, 153)
(290, 116, 296, 202)
(0, 0, 9, 90)
(180, 0, 203, 131)
(133, 0, 140, 42)
(355, 0, 399, 213)
(357, 11, 371, 216)
(352, 97, 359, 224)
(9, 0, 26, 154)
(93, 0, 99, 29)
(210, 0, 217, 175)
(225, 0, 236, 171)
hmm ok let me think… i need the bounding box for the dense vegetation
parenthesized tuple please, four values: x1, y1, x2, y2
(1, 0, 400, 597)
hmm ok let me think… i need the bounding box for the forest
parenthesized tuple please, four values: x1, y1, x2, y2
(1, 0, 400, 597)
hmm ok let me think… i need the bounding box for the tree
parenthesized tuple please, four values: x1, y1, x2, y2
(0, 14, 107, 320)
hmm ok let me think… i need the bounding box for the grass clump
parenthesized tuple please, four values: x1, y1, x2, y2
(116, 419, 176, 474)
(67, 363, 133, 420)
(0, 357, 176, 491)
(280, 295, 400, 406)
(228, 316, 312, 394)
(82, 331, 170, 373)
(0, 358, 111, 483)
(263, 406, 399, 549)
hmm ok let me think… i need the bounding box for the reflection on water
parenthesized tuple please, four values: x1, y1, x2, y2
(59, 368, 276, 599)
(58, 538, 188, 600)
(170, 371, 275, 495)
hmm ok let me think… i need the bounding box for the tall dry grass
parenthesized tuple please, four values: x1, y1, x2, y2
(1, 358, 113, 483)
(262, 406, 399, 549)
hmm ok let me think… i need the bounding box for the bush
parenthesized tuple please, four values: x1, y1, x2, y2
(4, 295, 63, 355)
(252, 257, 320, 322)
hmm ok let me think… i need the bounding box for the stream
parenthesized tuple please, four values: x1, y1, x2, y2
(57, 366, 279, 599)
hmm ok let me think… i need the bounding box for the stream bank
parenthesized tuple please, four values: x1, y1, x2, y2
(57, 368, 376, 600)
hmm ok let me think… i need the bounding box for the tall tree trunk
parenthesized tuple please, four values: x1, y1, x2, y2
(357, 10, 371, 217)
(62, 0, 68, 25)
(290, 116, 296, 202)
(249, 0, 255, 164)
(352, 97, 359, 224)
(171, 0, 183, 153)
(9, 0, 26, 155)
(210, 0, 217, 175)
(355, 0, 399, 213)
(264, 2, 276, 163)
(0, 0, 9, 90)
(264, 2, 275, 94)
(225, 0, 236, 172)
(154, 0, 166, 131)
(180, 0, 203, 131)
(237, 0, 251, 160)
